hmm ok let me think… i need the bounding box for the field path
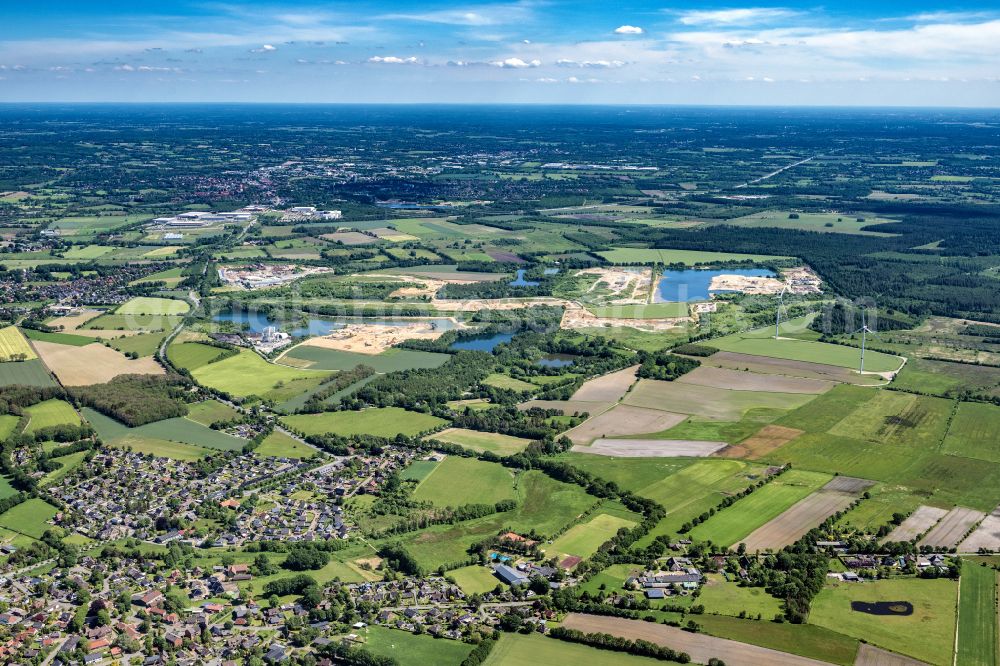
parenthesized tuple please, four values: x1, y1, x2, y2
(561, 613, 836, 666)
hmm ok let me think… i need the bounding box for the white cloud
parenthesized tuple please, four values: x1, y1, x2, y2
(491, 57, 540, 68)
(250, 44, 277, 53)
(677, 8, 796, 26)
(368, 55, 419, 64)
(536, 77, 557, 83)
(556, 59, 626, 68)
(614, 25, 644, 35)
(379, 2, 533, 26)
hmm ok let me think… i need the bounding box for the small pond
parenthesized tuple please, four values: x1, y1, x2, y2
(449, 331, 515, 352)
(536, 353, 576, 368)
(850, 601, 914, 616)
(509, 268, 540, 287)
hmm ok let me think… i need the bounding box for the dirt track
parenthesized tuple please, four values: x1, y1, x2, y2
(560, 614, 836, 666)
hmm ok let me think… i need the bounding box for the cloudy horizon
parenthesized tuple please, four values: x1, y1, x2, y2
(2, 1, 1000, 106)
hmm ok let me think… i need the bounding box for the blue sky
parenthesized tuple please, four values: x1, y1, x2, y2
(2, 1, 1000, 105)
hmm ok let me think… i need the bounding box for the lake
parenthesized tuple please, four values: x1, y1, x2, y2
(655, 268, 775, 302)
(449, 331, 515, 352)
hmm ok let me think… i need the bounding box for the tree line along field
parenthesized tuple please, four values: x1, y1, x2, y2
(598, 247, 792, 265)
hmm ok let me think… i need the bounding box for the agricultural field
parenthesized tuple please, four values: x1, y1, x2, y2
(185, 400, 241, 426)
(431, 428, 531, 455)
(545, 509, 639, 562)
(255, 430, 316, 459)
(956, 562, 999, 666)
(0, 498, 60, 539)
(710, 325, 903, 374)
(167, 341, 232, 370)
(83, 408, 212, 460)
(410, 456, 517, 506)
(33, 340, 164, 386)
(191, 349, 330, 400)
(721, 211, 898, 235)
(566, 404, 686, 445)
(109, 331, 166, 357)
(449, 565, 502, 595)
(0, 359, 56, 387)
(688, 469, 832, 547)
(624, 379, 816, 421)
(115, 296, 189, 316)
(281, 407, 446, 438)
(281, 345, 449, 372)
(809, 578, 958, 665)
(739, 476, 874, 551)
(354, 626, 474, 666)
(482, 373, 536, 392)
(24, 399, 81, 433)
(484, 632, 663, 666)
(942, 402, 1000, 463)
(393, 470, 596, 570)
(599, 247, 791, 265)
(697, 574, 784, 618)
(22, 328, 98, 346)
(0, 325, 37, 361)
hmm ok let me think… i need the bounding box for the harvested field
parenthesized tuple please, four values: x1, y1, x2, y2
(34, 340, 164, 386)
(625, 379, 816, 421)
(677, 366, 834, 394)
(517, 399, 610, 416)
(570, 365, 639, 402)
(854, 644, 929, 666)
(730, 424, 803, 459)
(576, 438, 727, 457)
(704, 351, 884, 385)
(321, 231, 377, 245)
(560, 614, 833, 666)
(739, 476, 875, 551)
(883, 506, 948, 543)
(957, 506, 1000, 552)
(917, 507, 986, 549)
(565, 404, 685, 445)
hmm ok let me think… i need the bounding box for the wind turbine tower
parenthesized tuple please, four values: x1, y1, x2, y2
(774, 285, 789, 339)
(855, 307, 878, 374)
